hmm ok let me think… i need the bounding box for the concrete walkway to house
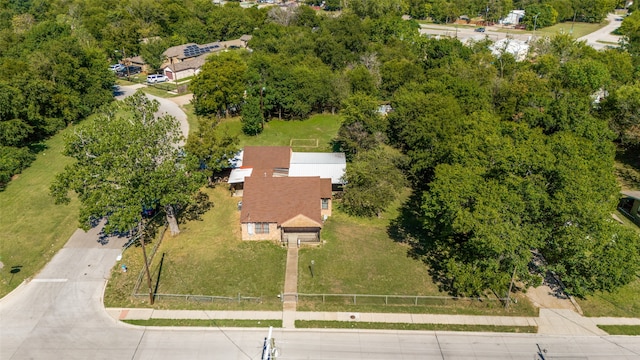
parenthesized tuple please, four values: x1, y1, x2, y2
(282, 241, 299, 328)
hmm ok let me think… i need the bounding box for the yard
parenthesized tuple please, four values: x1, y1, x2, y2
(104, 185, 287, 310)
(0, 127, 80, 297)
(296, 198, 537, 316)
(219, 114, 342, 152)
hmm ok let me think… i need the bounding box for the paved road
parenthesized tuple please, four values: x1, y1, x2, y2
(419, 13, 623, 50)
(578, 13, 624, 49)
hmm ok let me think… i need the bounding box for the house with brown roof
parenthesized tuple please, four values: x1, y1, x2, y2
(234, 146, 343, 242)
(241, 176, 332, 242)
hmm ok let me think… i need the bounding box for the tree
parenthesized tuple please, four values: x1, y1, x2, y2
(334, 93, 386, 159)
(342, 147, 406, 217)
(140, 38, 167, 74)
(521, 4, 558, 30)
(50, 92, 205, 235)
(601, 81, 640, 145)
(241, 95, 263, 136)
(186, 115, 239, 184)
(190, 51, 248, 117)
(619, 11, 640, 58)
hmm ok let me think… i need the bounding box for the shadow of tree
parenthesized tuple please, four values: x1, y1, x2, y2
(179, 191, 213, 223)
(387, 189, 457, 295)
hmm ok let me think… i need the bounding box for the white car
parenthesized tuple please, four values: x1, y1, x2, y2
(146, 74, 169, 83)
(109, 64, 125, 72)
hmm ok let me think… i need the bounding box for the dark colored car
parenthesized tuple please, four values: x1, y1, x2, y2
(116, 65, 142, 77)
(474, 27, 486, 32)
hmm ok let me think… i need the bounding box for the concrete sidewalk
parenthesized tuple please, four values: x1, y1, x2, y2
(106, 307, 640, 336)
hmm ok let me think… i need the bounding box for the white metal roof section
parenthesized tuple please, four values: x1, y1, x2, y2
(228, 168, 253, 184)
(289, 152, 346, 184)
(228, 150, 244, 168)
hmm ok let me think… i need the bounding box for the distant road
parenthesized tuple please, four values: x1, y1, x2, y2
(419, 13, 623, 50)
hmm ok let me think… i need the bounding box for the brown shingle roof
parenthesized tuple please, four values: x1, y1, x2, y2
(240, 176, 329, 226)
(242, 146, 291, 176)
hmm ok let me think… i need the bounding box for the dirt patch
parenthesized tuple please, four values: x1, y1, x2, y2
(169, 94, 193, 107)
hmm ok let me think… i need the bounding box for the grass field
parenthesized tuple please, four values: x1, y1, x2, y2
(218, 114, 342, 152)
(104, 185, 287, 310)
(124, 319, 281, 328)
(296, 321, 537, 333)
(481, 20, 609, 39)
(0, 126, 80, 297)
(296, 197, 538, 317)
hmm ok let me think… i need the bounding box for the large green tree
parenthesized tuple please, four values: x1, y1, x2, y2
(50, 92, 205, 235)
(342, 147, 406, 217)
(190, 51, 248, 117)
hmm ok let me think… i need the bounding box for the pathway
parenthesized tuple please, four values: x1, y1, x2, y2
(282, 240, 299, 328)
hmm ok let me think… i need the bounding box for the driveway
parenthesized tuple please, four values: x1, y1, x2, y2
(115, 85, 189, 144)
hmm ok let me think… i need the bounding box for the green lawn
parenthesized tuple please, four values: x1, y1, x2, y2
(489, 21, 608, 39)
(296, 198, 538, 317)
(296, 321, 537, 333)
(0, 126, 80, 297)
(597, 325, 640, 335)
(219, 114, 342, 153)
(124, 319, 281, 328)
(104, 185, 287, 310)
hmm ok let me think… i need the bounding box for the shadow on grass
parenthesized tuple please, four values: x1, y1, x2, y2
(153, 252, 166, 297)
(387, 190, 455, 295)
(179, 191, 213, 223)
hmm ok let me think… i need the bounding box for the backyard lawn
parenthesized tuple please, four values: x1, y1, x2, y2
(219, 114, 342, 152)
(0, 127, 80, 297)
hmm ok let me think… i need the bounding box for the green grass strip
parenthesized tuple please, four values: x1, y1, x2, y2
(598, 325, 640, 335)
(295, 320, 537, 333)
(123, 319, 281, 328)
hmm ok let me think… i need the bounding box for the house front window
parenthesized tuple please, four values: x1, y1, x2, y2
(321, 198, 329, 210)
(255, 222, 269, 234)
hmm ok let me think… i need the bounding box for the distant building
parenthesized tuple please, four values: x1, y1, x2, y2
(490, 38, 530, 61)
(500, 10, 525, 25)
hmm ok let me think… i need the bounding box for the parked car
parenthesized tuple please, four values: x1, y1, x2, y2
(109, 64, 125, 72)
(146, 74, 169, 84)
(116, 65, 142, 77)
(474, 27, 486, 32)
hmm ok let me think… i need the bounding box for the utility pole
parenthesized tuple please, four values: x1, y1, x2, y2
(506, 264, 517, 309)
(532, 13, 540, 41)
(139, 222, 154, 305)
